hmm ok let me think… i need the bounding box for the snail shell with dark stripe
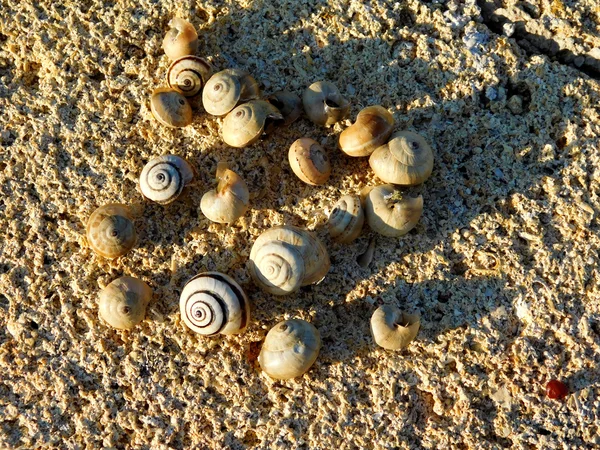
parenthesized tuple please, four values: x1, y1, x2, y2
(179, 272, 250, 336)
(167, 56, 212, 97)
(139, 155, 194, 205)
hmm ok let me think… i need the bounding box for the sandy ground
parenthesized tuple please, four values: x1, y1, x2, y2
(1, 0, 600, 448)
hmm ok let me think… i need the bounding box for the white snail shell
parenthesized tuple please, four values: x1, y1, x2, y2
(179, 272, 250, 336)
(258, 319, 321, 380)
(150, 87, 193, 128)
(249, 226, 330, 296)
(328, 195, 365, 244)
(363, 184, 423, 237)
(162, 18, 199, 61)
(200, 165, 249, 223)
(139, 155, 194, 205)
(370, 305, 420, 350)
(338, 105, 394, 157)
(222, 100, 284, 148)
(302, 81, 349, 126)
(86, 204, 136, 259)
(202, 69, 260, 116)
(167, 56, 212, 97)
(288, 138, 331, 186)
(99, 276, 152, 330)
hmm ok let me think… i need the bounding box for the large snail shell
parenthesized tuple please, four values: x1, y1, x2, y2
(167, 56, 212, 97)
(179, 272, 250, 336)
(302, 81, 349, 126)
(288, 138, 331, 186)
(99, 276, 152, 330)
(266, 91, 302, 126)
(222, 100, 283, 148)
(364, 184, 423, 237)
(369, 131, 434, 185)
(200, 165, 249, 223)
(328, 195, 365, 244)
(249, 226, 330, 296)
(202, 69, 260, 116)
(150, 88, 193, 128)
(140, 155, 194, 205)
(338, 105, 394, 157)
(86, 204, 136, 258)
(258, 319, 321, 380)
(162, 18, 199, 61)
(371, 305, 420, 350)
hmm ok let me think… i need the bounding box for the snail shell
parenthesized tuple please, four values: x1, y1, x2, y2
(150, 87, 192, 128)
(302, 81, 349, 126)
(167, 56, 212, 97)
(86, 204, 136, 258)
(179, 272, 250, 336)
(364, 184, 423, 237)
(266, 91, 302, 126)
(369, 131, 434, 185)
(288, 138, 331, 186)
(139, 155, 194, 205)
(338, 105, 395, 157)
(200, 165, 249, 223)
(99, 276, 152, 330)
(370, 305, 420, 350)
(202, 69, 260, 116)
(249, 226, 330, 296)
(222, 100, 284, 148)
(258, 319, 321, 380)
(162, 18, 199, 61)
(328, 195, 365, 244)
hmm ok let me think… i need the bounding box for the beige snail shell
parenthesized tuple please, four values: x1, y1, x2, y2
(369, 131, 434, 185)
(86, 204, 136, 258)
(139, 155, 194, 205)
(370, 305, 420, 350)
(338, 105, 395, 157)
(150, 87, 193, 128)
(302, 81, 349, 126)
(363, 184, 423, 237)
(99, 276, 152, 330)
(167, 56, 212, 97)
(328, 195, 365, 244)
(222, 100, 284, 148)
(202, 69, 260, 116)
(265, 91, 302, 126)
(249, 226, 330, 296)
(179, 272, 250, 336)
(162, 18, 199, 61)
(200, 164, 249, 223)
(258, 319, 321, 380)
(288, 138, 331, 186)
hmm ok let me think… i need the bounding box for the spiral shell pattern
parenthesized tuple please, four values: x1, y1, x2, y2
(86, 204, 136, 259)
(140, 155, 194, 205)
(167, 56, 212, 97)
(328, 195, 365, 243)
(251, 242, 305, 295)
(202, 69, 260, 116)
(99, 276, 152, 330)
(222, 100, 283, 148)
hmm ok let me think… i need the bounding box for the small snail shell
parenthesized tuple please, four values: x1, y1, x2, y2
(258, 319, 321, 380)
(364, 184, 423, 237)
(338, 105, 395, 157)
(222, 100, 283, 148)
(167, 56, 212, 97)
(249, 226, 330, 296)
(200, 165, 249, 223)
(370, 305, 420, 350)
(162, 18, 199, 61)
(302, 81, 349, 126)
(202, 69, 260, 116)
(179, 272, 250, 336)
(369, 131, 434, 185)
(328, 195, 365, 244)
(150, 88, 192, 128)
(288, 138, 331, 185)
(140, 155, 194, 205)
(86, 204, 136, 258)
(99, 277, 152, 330)
(266, 91, 302, 126)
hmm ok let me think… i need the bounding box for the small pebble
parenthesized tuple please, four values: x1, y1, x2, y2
(546, 379, 568, 400)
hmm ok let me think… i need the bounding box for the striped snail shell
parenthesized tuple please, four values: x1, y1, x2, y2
(139, 155, 194, 205)
(167, 56, 212, 97)
(179, 272, 250, 336)
(328, 195, 365, 244)
(86, 204, 136, 259)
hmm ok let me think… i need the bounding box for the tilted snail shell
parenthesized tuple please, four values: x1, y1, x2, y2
(370, 305, 420, 350)
(139, 155, 194, 205)
(328, 195, 365, 244)
(222, 100, 284, 148)
(99, 276, 152, 330)
(167, 56, 212, 97)
(265, 91, 302, 126)
(202, 69, 260, 116)
(338, 105, 394, 157)
(249, 226, 330, 296)
(179, 272, 250, 336)
(363, 184, 423, 237)
(288, 138, 331, 186)
(369, 131, 434, 185)
(86, 204, 136, 258)
(162, 18, 199, 61)
(302, 81, 349, 126)
(258, 319, 321, 380)
(150, 87, 193, 128)
(200, 164, 249, 223)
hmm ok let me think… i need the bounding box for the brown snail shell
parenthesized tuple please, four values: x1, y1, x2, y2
(167, 56, 212, 97)
(222, 100, 284, 148)
(162, 18, 199, 61)
(200, 164, 249, 223)
(363, 184, 423, 237)
(328, 195, 365, 244)
(338, 105, 394, 157)
(150, 88, 192, 128)
(371, 305, 420, 350)
(302, 81, 349, 126)
(265, 91, 302, 126)
(202, 69, 260, 116)
(288, 138, 331, 186)
(99, 276, 152, 330)
(86, 204, 136, 259)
